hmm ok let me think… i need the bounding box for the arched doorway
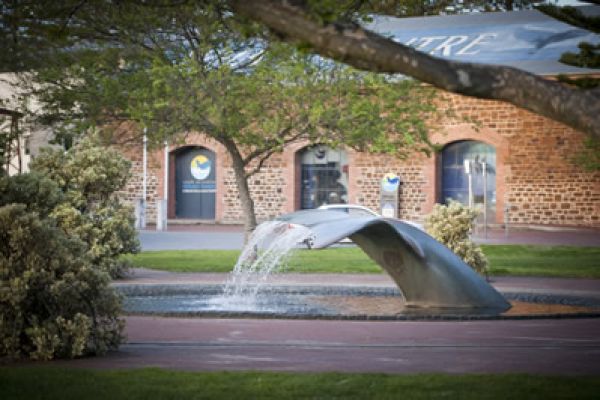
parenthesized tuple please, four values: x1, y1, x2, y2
(440, 140, 496, 221)
(298, 145, 348, 209)
(174, 146, 216, 219)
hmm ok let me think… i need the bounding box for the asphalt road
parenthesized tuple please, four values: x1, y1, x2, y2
(138, 226, 600, 251)
(139, 230, 244, 250)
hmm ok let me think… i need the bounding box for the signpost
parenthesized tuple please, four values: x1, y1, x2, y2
(380, 173, 401, 218)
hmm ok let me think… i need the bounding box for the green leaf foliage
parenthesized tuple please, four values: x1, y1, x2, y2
(538, 5, 600, 95)
(424, 200, 488, 274)
(536, 5, 600, 34)
(0, 172, 63, 215)
(559, 42, 600, 69)
(557, 74, 600, 90)
(125, 44, 436, 158)
(0, 203, 123, 360)
(0, 136, 137, 359)
(8, 2, 437, 230)
(30, 136, 140, 278)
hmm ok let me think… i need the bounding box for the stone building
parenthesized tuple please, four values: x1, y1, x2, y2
(120, 92, 599, 228)
(3, 10, 596, 228)
(120, 9, 600, 228)
(1, 73, 56, 175)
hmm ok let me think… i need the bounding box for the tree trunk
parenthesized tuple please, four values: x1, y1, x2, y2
(220, 136, 257, 243)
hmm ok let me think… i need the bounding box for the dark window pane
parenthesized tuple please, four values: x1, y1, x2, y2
(300, 146, 348, 209)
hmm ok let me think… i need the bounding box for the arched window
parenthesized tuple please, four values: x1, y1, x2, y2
(299, 145, 348, 209)
(441, 140, 496, 220)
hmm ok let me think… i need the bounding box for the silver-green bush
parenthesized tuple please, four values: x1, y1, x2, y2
(30, 137, 139, 278)
(0, 203, 123, 360)
(0, 137, 137, 360)
(424, 201, 488, 275)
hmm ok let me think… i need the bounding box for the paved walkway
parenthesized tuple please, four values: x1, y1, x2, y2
(43, 271, 586, 373)
(51, 316, 600, 374)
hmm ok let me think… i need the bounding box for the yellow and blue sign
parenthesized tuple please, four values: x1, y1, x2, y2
(381, 173, 400, 193)
(190, 155, 211, 180)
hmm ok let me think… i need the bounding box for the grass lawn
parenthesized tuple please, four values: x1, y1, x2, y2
(482, 245, 600, 278)
(1, 367, 599, 400)
(123, 245, 600, 278)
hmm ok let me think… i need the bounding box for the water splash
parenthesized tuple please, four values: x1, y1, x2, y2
(214, 220, 312, 311)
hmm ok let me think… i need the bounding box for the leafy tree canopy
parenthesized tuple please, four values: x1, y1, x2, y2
(5, 1, 439, 234)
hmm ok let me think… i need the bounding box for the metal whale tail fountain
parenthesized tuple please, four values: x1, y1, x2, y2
(277, 209, 511, 313)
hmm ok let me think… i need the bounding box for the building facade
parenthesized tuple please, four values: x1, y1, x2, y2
(118, 87, 599, 228)
(3, 9, 598, 228)
(118, 8, 600, 228)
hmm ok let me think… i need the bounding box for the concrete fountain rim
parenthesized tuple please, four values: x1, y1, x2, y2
(116, 283, 600, 322)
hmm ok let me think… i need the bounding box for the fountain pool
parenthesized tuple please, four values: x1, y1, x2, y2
(119, 283, 600, 320)
(119, 211, 600, 320)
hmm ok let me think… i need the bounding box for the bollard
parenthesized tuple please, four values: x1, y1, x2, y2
(156, 199, 168, 231)
(134, 198, 146, 229)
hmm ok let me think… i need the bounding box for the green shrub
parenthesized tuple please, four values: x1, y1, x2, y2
(424, 201, 488, 275)
(0, 204, 123, 360)
(0, 136, 136, 360)
(0, 172, 63, 215)
(30, 136, 139, 277)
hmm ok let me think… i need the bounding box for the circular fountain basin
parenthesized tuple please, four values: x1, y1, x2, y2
(117, 284, 600, 321)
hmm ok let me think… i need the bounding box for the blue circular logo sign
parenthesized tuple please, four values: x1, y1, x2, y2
(382, 173, 400, 192)
(190, 155, 211, 180)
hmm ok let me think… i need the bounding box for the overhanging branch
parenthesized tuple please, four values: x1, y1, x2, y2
(230, 0, 600, 139)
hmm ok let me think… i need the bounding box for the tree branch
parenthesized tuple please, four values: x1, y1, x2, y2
(244, 126, 309, 177)
(230, 0, 600, 139)
(244, 147, 278, 178)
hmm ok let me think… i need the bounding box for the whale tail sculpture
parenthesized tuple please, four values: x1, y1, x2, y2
(277, 209, 511, 313)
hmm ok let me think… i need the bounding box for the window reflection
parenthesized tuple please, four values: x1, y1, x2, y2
(300, 146, 348, 209)
(441, 140, 496, 220)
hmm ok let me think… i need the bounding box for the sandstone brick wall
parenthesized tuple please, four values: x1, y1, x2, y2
(352, 152, 429, 222)
(221, 164, 288, 224)
(116, 89, 600, 228)
(436, 92, 599, 227)
(116, 146, 161, 223)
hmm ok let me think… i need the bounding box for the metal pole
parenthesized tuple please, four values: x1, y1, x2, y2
(164, 140, 169, 201)
(160, 140, 169, 231)
(141, 129, 147, 229)
(467, 166, 473, 209)
(482, 160, 487, 239)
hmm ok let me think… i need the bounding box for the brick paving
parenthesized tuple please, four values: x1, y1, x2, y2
(46, 316, 600, 374)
